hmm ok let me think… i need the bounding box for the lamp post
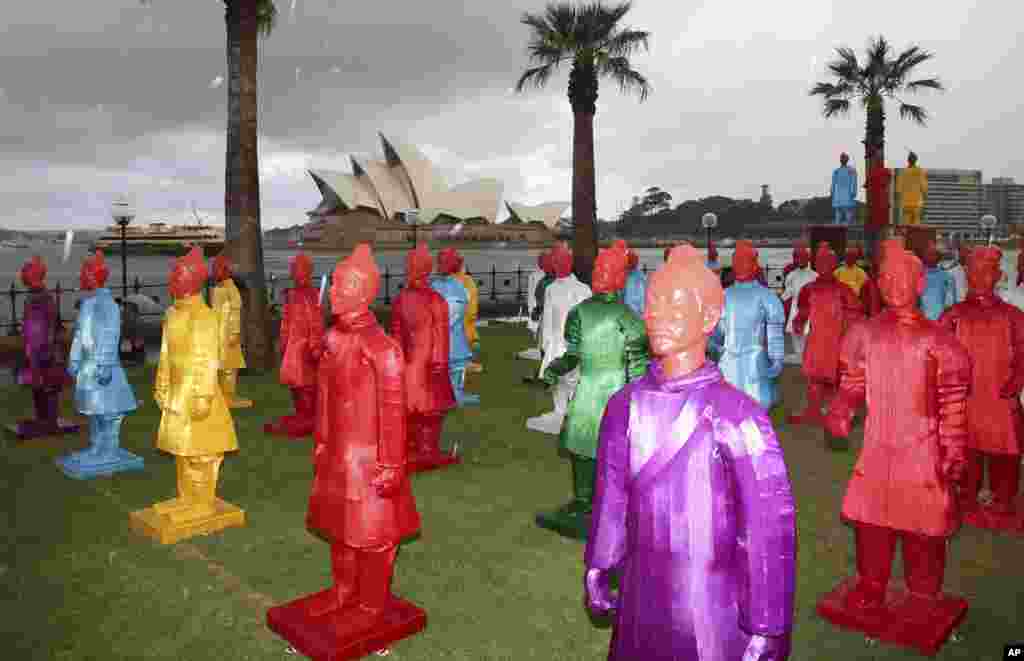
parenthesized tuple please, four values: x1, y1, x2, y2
(111, 197, 135, 308)
(702, 212, 718, 250)
(980, 214, 998, 246)
(403, 209, 420, 245)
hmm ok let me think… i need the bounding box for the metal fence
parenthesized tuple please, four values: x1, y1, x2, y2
(2, 263, 788, 334)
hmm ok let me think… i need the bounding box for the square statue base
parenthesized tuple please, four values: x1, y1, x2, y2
(535, 507, 591, 541)
(517, 348, 542, 361)
(129, 498, 246, 545)
(226, 398, 254, 409)
(267, 594, 426, 661)
(816, 576, 968, 656)
(408, 452, 461, 474)
(6, 418, 81, 441)
(55, 448, 145, 480)
(526, 412, 564, 436)
(456, 393, 480, 407)
(963, 497, 1024, 534)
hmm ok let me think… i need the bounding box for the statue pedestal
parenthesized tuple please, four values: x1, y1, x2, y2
(267, 594, 426, 661)
(456, 393, 480, 407)
(55, 448, 144, 480)
(817, 576, 967, 656)
(526, 412, 564, 436)
(7, 418, 80, 441)
(535, 506, 591, 540)
(225, 398, 254, 409)
(962, 497, 1024, 534)
(517, 348, 542, 361)
(129, 499, 246, 545)
(807, 225, 848, 260)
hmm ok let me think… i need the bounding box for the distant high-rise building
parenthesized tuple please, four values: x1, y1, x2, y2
(984, 177, 1024, 228)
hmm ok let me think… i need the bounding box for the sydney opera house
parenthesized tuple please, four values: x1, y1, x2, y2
(301, 133, 556, 250)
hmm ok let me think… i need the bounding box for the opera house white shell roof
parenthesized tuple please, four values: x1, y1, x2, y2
(308, 133, 504, 225)
(505, 201, 571, 229)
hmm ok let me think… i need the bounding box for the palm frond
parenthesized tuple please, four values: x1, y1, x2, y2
(602, 28, 650, 58)
(527, 38, 570, 64)
(256, 0, 278, 38)
(514, 64, 557, 93)
(898, 103, 929, 124)
(822, 98, 851, 118)
(865, 35, 892, 67)
(585, 1, 633, 43)
(904, 77, 943, 93)
(543, 3, 579, 38)
(598, 56, 651, 101)
(889, 48, 936, 82)
(826, 47, 863, 84)
(808, 81, 854, 98)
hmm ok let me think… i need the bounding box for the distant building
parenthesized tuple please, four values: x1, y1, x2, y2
(985, 177, 1024, 229)
(759, 185, 772, 208)
(895, 168, 987, 237)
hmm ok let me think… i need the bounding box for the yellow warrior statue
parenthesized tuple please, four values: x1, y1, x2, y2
(211, 252, 253, 408)
(129, 247, 245, 544)
(895, 151, 928, 226)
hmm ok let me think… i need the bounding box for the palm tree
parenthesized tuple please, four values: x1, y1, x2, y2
(515, 1, 651, 283)
(143, 0, 278, 369)
(809, 36, 943, 242)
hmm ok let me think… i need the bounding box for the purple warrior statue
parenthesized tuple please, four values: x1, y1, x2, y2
(584, 244, 797, 660)
(11, 256, 78, 439)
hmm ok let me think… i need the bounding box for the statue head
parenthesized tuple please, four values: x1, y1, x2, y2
(732, 240, 759, 282)
(879, 239, 926, 308)
(169, 246, 208, 300)
(844, 244, 861, 267)
(908, 151, 918, 166)
(80, 250, 110, 291)
(438, 248, 462, 275)
(331, 243, 380, 315)
(791, 240, 807, 262)
(840, 152, 850, 166)
(550, 242, 573, 279)
(958, 243, 971, 266)
(966, 246, 1002, 296)
(20, 255, 47, 290)
(405, 242, 433, 286)
(814, 242, 838, 275)
(923, 242, 941, 267)
(592, 240, 629, 294)
(289, 252, 314, 288)
(212, 252, 233, 283)
(626, 248, 640, 271)
(663, 244, 675, 262)
(539, 250, 555, 276)
(645, 243, 724, 360)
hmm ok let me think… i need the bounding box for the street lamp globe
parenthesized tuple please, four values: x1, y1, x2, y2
(980, 214, 998, 245)
(112, 197, 135, 227)
(701, 212, 718, 229)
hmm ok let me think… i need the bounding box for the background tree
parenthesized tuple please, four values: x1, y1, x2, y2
(641, 186, 672, 215)
(516, 1, 651, 283)
(809, 35, 943, 249)
(142, 0, 278, 369)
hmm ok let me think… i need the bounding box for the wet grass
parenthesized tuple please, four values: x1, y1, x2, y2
(1, 323, 1021, 660)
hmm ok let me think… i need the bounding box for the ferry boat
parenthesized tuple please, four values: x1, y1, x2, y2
(92, 221, 225, 256)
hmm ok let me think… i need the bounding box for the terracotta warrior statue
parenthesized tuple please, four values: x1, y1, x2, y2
(449, 250, 482, 373)
(939, 245, 1024, 532)
(586, 243, 796, 661)
(211, 253, 252, 408)
(129, 247, 244, 544)
(56, 250, 143, 479)
(266, 243, 425, 657)
(431, 248, 478, 406)
(623, 247, 647, 317)
(527, 242, 591, 435)
(820, 239, 969, 656)
(264, 252, 324, 438)
(538, 240, 648, 539)
(895, 151, 928, 226)
(11, 255, 77, 440)
(391, 243, 457, 472)
(710, 240, 786, 412)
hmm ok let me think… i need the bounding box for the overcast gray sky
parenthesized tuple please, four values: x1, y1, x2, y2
(1, 0, 1020, 230)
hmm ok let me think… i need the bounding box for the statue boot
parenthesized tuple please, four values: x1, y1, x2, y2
(56, 413, 142, 479)
(165, 455, 223, 524)
(264, 387, 316, 438)
(536, 455, 595, 539)
(963, 451, 1024, 532)
(788, 381, 826, 426)
(305, 543, 358, 618)
(408, 413, 457, 473)
(526, 370, 577, 435)
(219, 369, 253, 409)
(450, 359, 479, 407)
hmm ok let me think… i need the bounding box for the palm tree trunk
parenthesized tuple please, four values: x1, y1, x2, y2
(863, 101, 886, 253)
(224, 0, 272, 370)
(568, 61, 599, 284)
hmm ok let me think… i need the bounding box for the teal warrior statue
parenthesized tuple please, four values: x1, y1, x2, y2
(538, 240, 649, 539)
(56, 250, 143, 479)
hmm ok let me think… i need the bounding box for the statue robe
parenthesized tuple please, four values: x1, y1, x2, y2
(831, 165, 858, 209)
(782, 267, 817, 335)
(949, 264, 967, 304)
(525, 268, 545, 334)
(453, 272, 479, 348)
(792, 277, 863, 383)
(154, 294, 237, 456)
(711, 280, 786, 409)
(69, 288, 137, 416)
(539, 274, 591, 375)
(623, 269, 647, 318)
(18, 290, 68, 389)
(586, 362, 796, 661)
(279, 286, 324, 388)
(390, 282, 455, 416)
(430, 276, 473, 366)
(834, 264, 868, 296)
(307, 310, 420, 547)
(211, 278, 246, 369)
(896, 165, 928, 209)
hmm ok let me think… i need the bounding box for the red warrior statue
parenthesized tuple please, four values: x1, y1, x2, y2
(939, 246, 1024, 532)
(267, 243, 425, 658)
(390, 243, 458, 472)
(820, 239, 970, 655)
(264, 253, 324, 438)
(788, 243, 863, 427)
(865, 160, 892, 262)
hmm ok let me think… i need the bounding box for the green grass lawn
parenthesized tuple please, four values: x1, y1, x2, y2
(1, 323, 1022, 660)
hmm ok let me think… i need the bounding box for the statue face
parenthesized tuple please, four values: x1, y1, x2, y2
(795, 250, 810, 268)
(290, 254, 313, 287)
(551, 247, 572, 278)
(879, 255, 925, 307)
(592, 251, 626, 294)
(438, 249, 461, 275)
(79, 256, 109, 291)
(815, 250, 838, 274)
(966, 252, 1001, 295)
(732, 243, 759, 282)
(330, 245, 379, 315)
(644, 277, 720, 358)
(212, 255, 232, 282)
(840, 154, 849, 165)
(21, 258, 47, 290)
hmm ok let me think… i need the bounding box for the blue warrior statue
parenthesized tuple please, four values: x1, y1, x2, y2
(432, 248, 479, 406)
(623, 248, 647, 318)
(56, 250, 142, 479)
(831, 152, 858, 225)
(711, 240, 786, 413)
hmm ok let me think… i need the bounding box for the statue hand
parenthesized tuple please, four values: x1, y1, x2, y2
(191, 396, 212, 420)
(742, 634, 791, 661)
(371, 465, 403, 498)
(764, 358, 784, 379)
(95, 365, 112, 386)
(67, 361, 80, 378)
(584, 568, 617, 616)
(823, 411, 850, 439)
